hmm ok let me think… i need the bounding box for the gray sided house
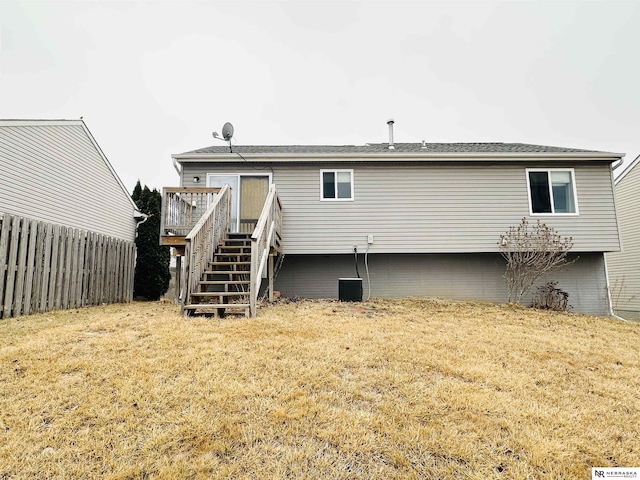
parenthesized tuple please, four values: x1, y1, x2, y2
(0, 119, 138, 240)
(0, 119, 139, 317)
(163, 129, 623, 317)
(607, 155, 640, 320)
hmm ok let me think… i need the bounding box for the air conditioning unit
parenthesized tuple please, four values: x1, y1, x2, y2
(339, 278, 363, 302)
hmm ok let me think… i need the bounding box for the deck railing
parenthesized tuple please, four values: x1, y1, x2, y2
(250, 185, 282, 317)
(161, 187, 221, 238)
(182, 185, 231, 311)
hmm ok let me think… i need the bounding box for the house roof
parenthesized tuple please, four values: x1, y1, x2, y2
(174, 142, 623, 163)
(183, 142, 603, 155)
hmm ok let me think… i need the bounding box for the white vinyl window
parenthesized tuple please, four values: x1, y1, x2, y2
(321, 169, 354, 201)
(526, 169, 578, 215)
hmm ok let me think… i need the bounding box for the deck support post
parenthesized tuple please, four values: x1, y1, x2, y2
(175, 255, 182, 304)
(268, 253, 274, 303)
(250, 237, 257, 318)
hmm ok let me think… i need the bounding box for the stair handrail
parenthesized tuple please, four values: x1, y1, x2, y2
(182, 184, 231, 312)
(250, 184, 282, 317)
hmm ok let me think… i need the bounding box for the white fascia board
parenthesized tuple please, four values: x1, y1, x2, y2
(80, 120, 140, 213)
(172, 151, 625, 163)
(0, 119, 83, 126)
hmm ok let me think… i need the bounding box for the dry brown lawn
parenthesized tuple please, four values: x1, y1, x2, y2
(1, 298, 639, 479)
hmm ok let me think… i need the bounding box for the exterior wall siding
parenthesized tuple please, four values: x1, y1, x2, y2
(181, 161, 619, 254)
(274, 252, 610, 316)
(0, 122, 136, 241)
(606, 160, 640, 318)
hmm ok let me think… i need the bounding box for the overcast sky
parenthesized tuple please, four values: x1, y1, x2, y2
(2, 0, 639, 192)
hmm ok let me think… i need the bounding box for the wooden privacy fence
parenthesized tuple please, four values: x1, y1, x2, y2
(0, 213, 136, 319)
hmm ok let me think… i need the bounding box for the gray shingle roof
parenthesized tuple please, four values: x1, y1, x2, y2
(182, 142, 606, 155)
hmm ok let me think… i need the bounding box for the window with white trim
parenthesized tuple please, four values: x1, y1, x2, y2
(321, 169, 353, 201)
(527, 169, 578, 214)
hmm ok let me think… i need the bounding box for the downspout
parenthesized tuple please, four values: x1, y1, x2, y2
(603, 254, 628, 322)
(607, 154, 627, 321)
(134, 210, 148, 238)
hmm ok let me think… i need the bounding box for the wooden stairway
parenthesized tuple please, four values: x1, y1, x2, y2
(184, 232, 252, 317)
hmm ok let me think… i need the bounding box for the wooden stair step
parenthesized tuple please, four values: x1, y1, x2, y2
(207, 266, 250, 271)
(207, 269, 250, 273)
(209, 261, 251, 265)
(183, 232, 257, 319)
(185, 303, 250, 309)
(204, 270, 249, 276)
(191, 292, 249, 297)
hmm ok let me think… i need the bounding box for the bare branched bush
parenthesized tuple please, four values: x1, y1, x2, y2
(609, 276, 637, 311)
(531, 281, 571, 311)
(499, 218, 576, 304)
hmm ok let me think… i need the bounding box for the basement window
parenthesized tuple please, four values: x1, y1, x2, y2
(321, 169, 353, 201)
(527, 169, 578, 215)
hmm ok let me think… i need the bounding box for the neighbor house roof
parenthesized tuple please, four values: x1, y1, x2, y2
(173, 142, 623, 163)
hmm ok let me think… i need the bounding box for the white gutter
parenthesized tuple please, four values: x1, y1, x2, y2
(172, 157, 182, 175)
(614, 154, 640, 185)
(612, 158, 625, 171)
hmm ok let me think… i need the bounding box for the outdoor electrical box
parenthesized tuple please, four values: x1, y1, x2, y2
(339, 278, 363, 302)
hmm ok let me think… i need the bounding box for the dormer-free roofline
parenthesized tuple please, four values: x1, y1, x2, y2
(173, 151, 624, 163)
(172, 142, 623, 163)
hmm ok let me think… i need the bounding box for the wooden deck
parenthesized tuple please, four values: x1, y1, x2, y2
(160, 184, 282, 317)
(160, 187, 221, 253)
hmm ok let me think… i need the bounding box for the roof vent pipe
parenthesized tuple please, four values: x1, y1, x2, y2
(387, 119, 395, 150)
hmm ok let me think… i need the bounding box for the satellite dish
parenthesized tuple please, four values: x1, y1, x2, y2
(222, 122, 234, 141)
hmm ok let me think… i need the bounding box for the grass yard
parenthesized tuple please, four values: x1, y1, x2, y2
(1, 298, 639, 479)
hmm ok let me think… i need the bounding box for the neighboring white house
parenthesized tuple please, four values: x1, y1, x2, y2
(165, 122, 624, 316)
(607, 155, 640, 320)
(0, 119, 140, 317)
